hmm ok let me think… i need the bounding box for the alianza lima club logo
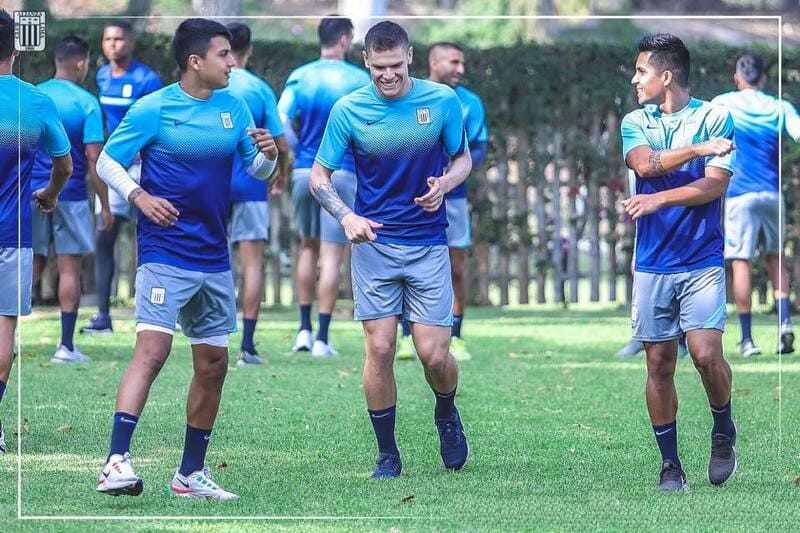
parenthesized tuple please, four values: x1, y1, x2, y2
(14, 11, 46, 52)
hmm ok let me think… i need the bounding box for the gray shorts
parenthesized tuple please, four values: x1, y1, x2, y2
(351, 242, 453, 326)
(446, 197, 471, 249)
(134, 263, 237, 338)
(321, 170, 357, 244)
(32, 200, 94, 256)
(291, 168, 320, 239)
(631, 266, 726, 342)
(230, 201, 269, 242)
(0, 247, 32, 316)
(724, 191, 784, 260)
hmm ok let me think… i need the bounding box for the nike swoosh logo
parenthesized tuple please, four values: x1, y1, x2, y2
(176, 478, 190, 488)
(203, 435, 210, 441)
(366, 119, 384, 126)
(646, 124, 659, 129)
(655, 428, 673, 436)
(370, 412, 392, 419)
(174, 119, 188, 126)
(120, 417, 136, 424)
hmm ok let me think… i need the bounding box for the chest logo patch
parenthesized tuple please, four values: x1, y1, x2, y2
(416, 108, 431, 125)
(220, 112, 233, 129)
(122, 84, 133, 98)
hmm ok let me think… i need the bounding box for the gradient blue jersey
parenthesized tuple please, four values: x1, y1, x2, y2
(103, 83, 258, 272)
(278, 59, 369, 172)
(446, 84, 488, 199)
(316, 78, 468, 246)
(621, 97, 735, 273)
(225, 67, 284, 202)
(0, 75, 70, 248)
(31, 79, 104, 201)
(711, 89, 800, 197)
(96, 60, 163, 135)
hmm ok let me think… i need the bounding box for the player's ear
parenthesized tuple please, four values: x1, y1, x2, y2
(362, 49, 368, 68)
(407, 46, 413, 65)
(662, 69, 673, 88)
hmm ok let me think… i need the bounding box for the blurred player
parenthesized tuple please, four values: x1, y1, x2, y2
(95, 19, 277, 500)
(278, 16, 370, 356)
(622, 34, 737, 491)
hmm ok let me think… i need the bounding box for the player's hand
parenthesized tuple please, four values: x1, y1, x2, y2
(98, 208, 114, 232)
(341, 213, 383, 244)
(33, 187, 58, 213)
(247, 128, 278, 161)
(270, 171, 285, 195)
(622, 193, 664, 220)
(694, 138, 735, 157)
(413, 177, 444, 212)
(132, 189, 179, 227)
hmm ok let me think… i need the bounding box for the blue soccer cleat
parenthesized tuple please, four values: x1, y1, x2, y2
(371, 453, 402, 478)
(435, 408, 469, 471)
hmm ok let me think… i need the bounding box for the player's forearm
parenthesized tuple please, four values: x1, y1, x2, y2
(90, 171, 110, 212)
(97, 150, 140, 201)
(277, 136, 290, 180)
(45, 154, 73, 196)
(655, 176, 728, 207)
(309, 162, 352, 223)
(628, 145, 700, 178)
(246, 152, 278, 181)
(280, 113, 298, 151)
(439, 150, 472, 194)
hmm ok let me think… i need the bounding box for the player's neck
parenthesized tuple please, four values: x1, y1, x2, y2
(0, 57, 14, 75)
(179, 77, 212, 100)
(110, 57, 132, 76)
(659, 90, 691, 114)
(54, 69, 80, 84)
(320, 46, 345, 61)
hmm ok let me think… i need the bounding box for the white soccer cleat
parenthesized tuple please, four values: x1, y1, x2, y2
(169, 466, 239, 501)
(51, 344, 91, 364)
(236, 349, 264, 366)
(292, 329, 313, 352)
(311, 339, 339, 357)
(96, 452, 143, 496)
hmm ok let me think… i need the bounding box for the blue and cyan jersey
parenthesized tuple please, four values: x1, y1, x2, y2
(711, 89, 800, 197)
(225, 67, 284, 203)
(96, 60, 163, 135)
(446, 84, 488, 199)
(278, 59, 370, 172)
(0, 75, 70, 248)
(621, 97, 735, 274)
(103, 83, 258, 272)
(31, 79, 104, 202)
(316, 78, 468, 246)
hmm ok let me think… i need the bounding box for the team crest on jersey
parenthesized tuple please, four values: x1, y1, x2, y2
(122, 84, 133, 98)
(220, 112, 233, 129)
(416, 108, 431, 125)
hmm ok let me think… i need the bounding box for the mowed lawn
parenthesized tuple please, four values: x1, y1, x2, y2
(1, 304, 799, 531)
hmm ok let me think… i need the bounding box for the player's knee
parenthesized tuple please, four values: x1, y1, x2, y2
(420, 348, 450, 374)
(690, 347, 719, 372)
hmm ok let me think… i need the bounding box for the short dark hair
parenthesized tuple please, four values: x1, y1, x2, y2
(429, 42, 463, 61)
(104, 20, 133, 35)
(0, 9, 14, 62)
(364, 21, 409, 54)
(55, 35, 89, 63)
(736, 54, 764, 85)
(638, 33, 690, 87)
(318, 16, 353, 47)
(172, 18, 231, 72)
(226, 22, 250, 54)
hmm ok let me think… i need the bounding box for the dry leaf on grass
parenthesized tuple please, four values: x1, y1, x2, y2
(57, 424, 72, 432)
(216, 461, 228, 469)
(401, 494, 415, 503)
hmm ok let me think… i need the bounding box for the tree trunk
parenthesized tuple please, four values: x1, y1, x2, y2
(516, 130, 530, 305)
(496, 140, 510, 306)
(270, 195, 282, 305)
(534, 133, 548, 304)
(475, 242, 490, 306)
(566, 141, 579, 304)
(552, 130, 565, 306)
(588, 178, 601, 302)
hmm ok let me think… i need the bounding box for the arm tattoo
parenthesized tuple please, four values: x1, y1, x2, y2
(312, 182, 352, 223)
(128, 187, 145, 204)
(647, 151, 665, 175)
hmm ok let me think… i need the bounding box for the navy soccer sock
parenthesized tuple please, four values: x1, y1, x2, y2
(433, 387, 457, 419)
(108, 411, 138, 459)
(710, 400, 735, 437)
(652, 421, 680, 467)
(60, 311, 78, 351)
(179, 425, 212, 476)
(778, 298, 792, 326)
(0, 379, 5, 404)
(368, 406, 399, 457)
(739, 313, 753, 343)
(317, 313, 332, 344)
(241, 318, 257, 352)
(452, 315, 464, 339)
(299, 305, 312, 332)
(401, 319, 412, 337)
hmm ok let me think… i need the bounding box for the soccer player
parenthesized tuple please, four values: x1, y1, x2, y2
(81, 20, 163, 335)
(397, 42, 488, 361)
(0, 9, 72, 454)
(712, 54, 799, 357)
(31, 36, 109, 364)
(621, 34, 737, 491)
(278, 17, 370, 356)
(311, 21, 471, 478)
(225, 22, 289, 366)
(94, 19, 277, 500)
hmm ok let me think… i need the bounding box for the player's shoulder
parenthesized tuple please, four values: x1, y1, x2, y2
(621, 105, 652, 126)
(455, 84, 483, 103)
(286, 60, 318, 81)
(693, 97, 731, 123)
(336, 83, 373, 107)
(130, 59, 161, 81)
(710, 90, 737, 106)
(129, 83, 170, 113)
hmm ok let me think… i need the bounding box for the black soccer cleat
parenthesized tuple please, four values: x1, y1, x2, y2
(708, 430, 737, 486)
(658, 460, 689, 492)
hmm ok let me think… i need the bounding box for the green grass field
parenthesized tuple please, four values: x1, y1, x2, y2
(1, 304, 799, 531)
